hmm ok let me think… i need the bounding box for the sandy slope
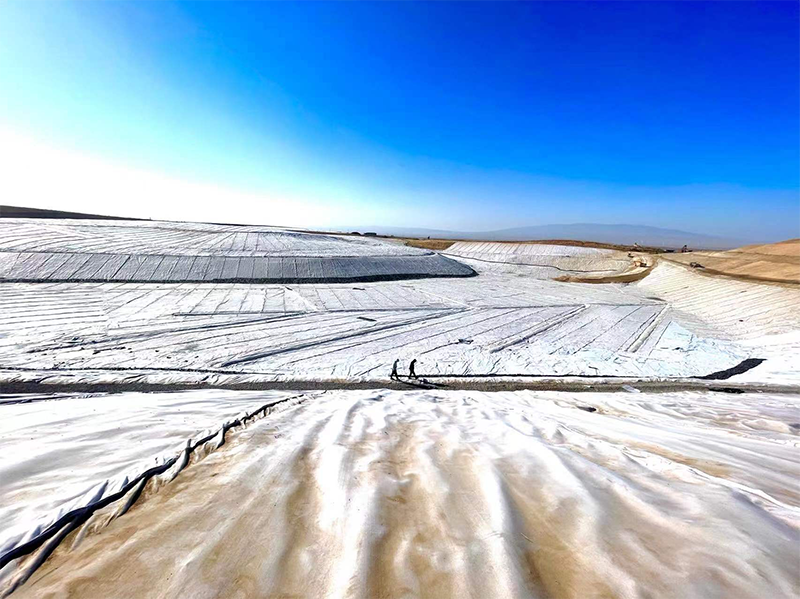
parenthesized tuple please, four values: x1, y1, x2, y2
(737, 239, 800, 257)
(10, 389, 799, 599)
(661, 239, 800, 284)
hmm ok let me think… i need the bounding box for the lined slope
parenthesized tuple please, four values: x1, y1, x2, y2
(0, 276, 751, 382)
(0, 220, 475, 283)
(0, 390, 300, 566)
(636, 261, 800, 339)
(443, 242, 641, 280)
(8, 389, 798, 599)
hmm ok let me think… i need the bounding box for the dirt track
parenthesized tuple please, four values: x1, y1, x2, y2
(2, 373, 796, 397)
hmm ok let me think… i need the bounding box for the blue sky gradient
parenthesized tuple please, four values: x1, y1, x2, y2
(0, 1, 797, 240)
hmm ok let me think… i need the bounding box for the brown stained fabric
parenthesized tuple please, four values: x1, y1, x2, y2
(12, 390, 799, 599)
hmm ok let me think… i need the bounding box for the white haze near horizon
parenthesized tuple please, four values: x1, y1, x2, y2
(0, 128, 342, 229)
(1, 127, 796, 243)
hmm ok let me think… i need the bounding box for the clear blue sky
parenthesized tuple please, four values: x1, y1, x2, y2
(1, 1, 797, 241)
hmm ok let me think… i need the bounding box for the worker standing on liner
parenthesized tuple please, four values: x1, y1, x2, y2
(390, 359, 400, 380)
(409, 358, 418, 379)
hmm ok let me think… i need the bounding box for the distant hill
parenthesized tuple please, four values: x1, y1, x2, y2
(360, 223, 743, 249)
(0, 205, 140, 221)
(1, 205, 744, 249)
(481, 224, 742, 249)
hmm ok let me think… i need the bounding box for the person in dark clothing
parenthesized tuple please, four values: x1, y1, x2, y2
(409, 359, 418, 379)
(390, 359, 400, 380)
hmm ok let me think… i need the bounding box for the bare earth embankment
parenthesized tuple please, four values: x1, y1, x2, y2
(660, 239, 800, 285)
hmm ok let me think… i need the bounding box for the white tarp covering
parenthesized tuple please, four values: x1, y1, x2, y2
(5, 389, 799, 598)
(0, 390, 300, 570)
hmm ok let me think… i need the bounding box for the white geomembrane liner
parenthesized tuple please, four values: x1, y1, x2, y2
(5, 389, 799, 599)
(0, 228, 798, 597)
(0, 389, 301, 576)
(444, 241, 633, 275)
(0, 220, 475, 283)
(0, 219, 425, 257)
(0, 270, 786, 385)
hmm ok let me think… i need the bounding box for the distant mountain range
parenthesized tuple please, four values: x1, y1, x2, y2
(1, 206, 745, 250)
(357, 223, 744, 249)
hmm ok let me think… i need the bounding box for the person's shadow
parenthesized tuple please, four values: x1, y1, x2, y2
(394, 376, 444, 389)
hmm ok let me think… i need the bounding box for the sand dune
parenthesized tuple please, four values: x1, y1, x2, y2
(8, 389, 799, 599)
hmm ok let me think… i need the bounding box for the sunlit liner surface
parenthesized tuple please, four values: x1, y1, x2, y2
(3, 389, 798, 599)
